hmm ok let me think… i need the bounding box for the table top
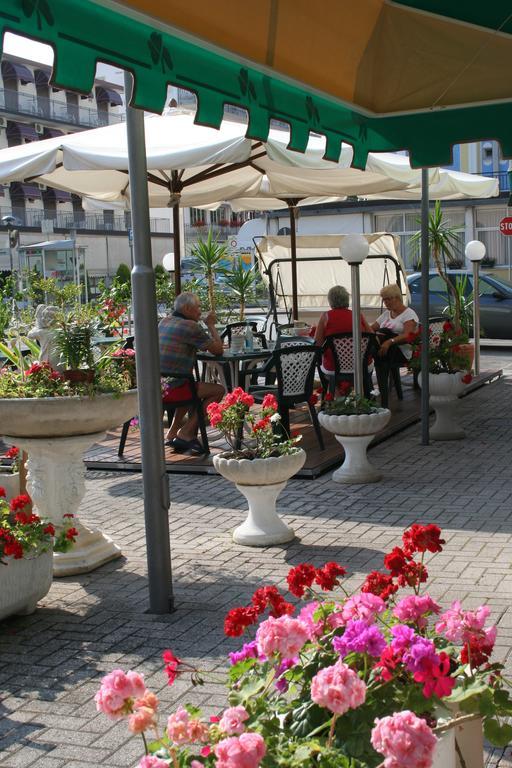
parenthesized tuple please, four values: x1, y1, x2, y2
(197, 348, 272, 362)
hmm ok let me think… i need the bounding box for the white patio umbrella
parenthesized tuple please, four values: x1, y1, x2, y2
(0, 109, 446, 303)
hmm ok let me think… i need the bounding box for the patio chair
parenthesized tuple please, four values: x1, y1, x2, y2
(250, 344, 325, 450)
(243, 334, 314, 389)
(118, 371, 209, 457)
(320, 332, 375, 398)
(412, 316, 446, 388)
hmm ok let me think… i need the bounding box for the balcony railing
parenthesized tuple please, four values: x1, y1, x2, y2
(185, 222, 240, 238)
(481, 171, 510, 192)
(0, 88, 124, 129)
(0, 206, 170, 234)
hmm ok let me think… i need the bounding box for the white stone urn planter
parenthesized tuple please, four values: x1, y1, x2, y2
(0, 548, 53, 620)
(319, 409, 391, 483)
(431, 715, 484, 768)
(213, 449, 306, 546)
(421, 372, 467, 440)
(0, 471, 20, 502)
(1, 389, 138, 576)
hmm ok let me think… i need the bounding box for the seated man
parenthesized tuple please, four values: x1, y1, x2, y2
(159, 291, 224, 453)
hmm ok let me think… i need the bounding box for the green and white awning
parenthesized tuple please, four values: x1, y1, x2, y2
(1, 0, 511, 168)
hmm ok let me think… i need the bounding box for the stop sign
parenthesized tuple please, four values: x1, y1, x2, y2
(499, 217, 512, 235)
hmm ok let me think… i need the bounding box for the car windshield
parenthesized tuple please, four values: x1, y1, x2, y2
(484, 275, 512, 296)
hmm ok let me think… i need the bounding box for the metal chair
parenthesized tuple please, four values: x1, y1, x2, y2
(412, 316, 446, 389)
(118, 372, 209, 456)
(320, 332, 374, 398)
(250, 344, 325, 450)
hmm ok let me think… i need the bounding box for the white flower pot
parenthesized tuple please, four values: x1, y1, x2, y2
(319, 409, 391, 483)
(421, 373, 466, 440)
(213, 450, 306, 546)
(0, 389, 138, 438)
(0, 471, 20, 501)
(1, 390, 138, 576)
(432, 728, 456, 768)
(0, 549, 53, 620)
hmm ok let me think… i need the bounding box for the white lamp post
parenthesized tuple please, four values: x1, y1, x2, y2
(465, 239, 486, 376)
(340, 234, 369, 396)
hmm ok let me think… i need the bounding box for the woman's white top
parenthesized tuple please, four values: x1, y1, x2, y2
(376, 307, 419, 360)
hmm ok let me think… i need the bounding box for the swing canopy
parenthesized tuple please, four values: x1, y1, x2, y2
(256, 233, 408, 319)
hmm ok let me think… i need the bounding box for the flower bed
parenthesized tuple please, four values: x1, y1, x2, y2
(94, 523, 512, 767)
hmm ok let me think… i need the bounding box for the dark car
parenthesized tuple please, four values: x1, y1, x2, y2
(407, 270, 512, 340)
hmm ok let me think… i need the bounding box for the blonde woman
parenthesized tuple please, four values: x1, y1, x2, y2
(371, 284, 418, 406)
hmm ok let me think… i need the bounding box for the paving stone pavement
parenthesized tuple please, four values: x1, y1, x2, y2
(1, 355, 512, 767)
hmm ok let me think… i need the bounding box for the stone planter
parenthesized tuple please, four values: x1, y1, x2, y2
(2, 389, 138, 576)
(0, 471, 20, 502)
(421, 372, 467, 440)
(319, 409, 391, 483)
(0, 548, 53, 620)
(213, 449, 306, 546)
(432, 727, 456, 768)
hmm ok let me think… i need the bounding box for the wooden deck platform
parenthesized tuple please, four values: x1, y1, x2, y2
(84, 370, 502, 479)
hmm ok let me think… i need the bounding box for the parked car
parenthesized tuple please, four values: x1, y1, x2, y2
(407, 270, 512, 339)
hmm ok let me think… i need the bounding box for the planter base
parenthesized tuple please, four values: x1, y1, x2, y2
(233, 481, 295, 546)
(332, 434, 382, 483)
(430, 397, 465, 440)
(53, 522, 122, 576)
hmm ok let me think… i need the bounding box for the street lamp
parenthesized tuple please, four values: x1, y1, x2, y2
(465, 239, 486, 376)
(340, 234, 369, 396)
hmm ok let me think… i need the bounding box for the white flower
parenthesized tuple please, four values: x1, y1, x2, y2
(270, 413, 281, 423)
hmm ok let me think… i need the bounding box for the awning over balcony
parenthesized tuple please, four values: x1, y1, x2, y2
(6, 121, 39, 143)
(43, 128, 64, 139)
(1, 60, 34, 84)
(10, 183, 42, 200)
(95, 87, 123, 107)
(34, 68, 51, 87)
(42, 187, 72, 203)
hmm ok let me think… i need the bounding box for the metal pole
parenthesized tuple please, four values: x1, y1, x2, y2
(172, 200, 181, 295)
(288, 202, 299, 321)
(473, 260, 481, 376)
(420, 168, 430, 445)
(351, 263, 363, 397)
(124, 71, 173, 613)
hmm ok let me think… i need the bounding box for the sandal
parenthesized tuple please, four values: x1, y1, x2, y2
(166, 437, 190, 452)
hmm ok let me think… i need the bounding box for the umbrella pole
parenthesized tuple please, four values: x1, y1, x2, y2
(172, 201, 182, 295)
(288, 201, 299, 321)
(171, 170, 182, 296)
(420, 168, 430, 446)
(124, 72, 173, 613)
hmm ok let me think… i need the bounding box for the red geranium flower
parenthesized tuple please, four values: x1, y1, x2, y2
(324, 392, 334, 401)
(0, 487, 5, 498)
(9, 494, 31, 512)
(361, 571, 398, 601)
(5, 446, 19, 460)
(397, 560, 428, 588)
(286, 563, 317, 597)
(383, 546, 410, 576)
(461, 373, 472, 384)
(402, 524, 445, 555)
(314, 562, 347, 591)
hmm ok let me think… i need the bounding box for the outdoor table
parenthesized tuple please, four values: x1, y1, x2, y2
(197, 348, 272, 390)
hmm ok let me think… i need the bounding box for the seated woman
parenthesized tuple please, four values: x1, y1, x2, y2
(371, 283, 419, 405)
(314, 285, 374, 392)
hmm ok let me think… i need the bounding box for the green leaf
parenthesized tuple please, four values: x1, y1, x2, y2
(484, 718, 512, 747)
(447, 681, 489, 703)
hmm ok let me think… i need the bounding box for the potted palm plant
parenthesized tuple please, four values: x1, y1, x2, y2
(218, 258, 259, 320)
(410, 201, 464, 331)
(190, 229, 229, 312)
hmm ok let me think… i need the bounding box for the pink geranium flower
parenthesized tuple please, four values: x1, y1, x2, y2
(340, 592, 386, 624)
(256, 615, 310, 658)
(310, 660, 366, 715)
(435, 601, 496, 645)
(371, 710, 437, 768)
(393, 594, 441, 628)
(219, 706, 250, 735)
(214, 732, 266, 768)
